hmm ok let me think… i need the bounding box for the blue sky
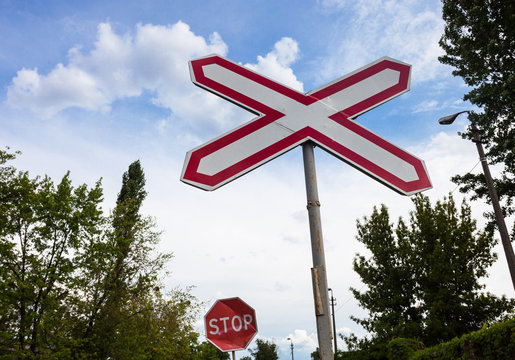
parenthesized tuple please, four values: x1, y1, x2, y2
(1, 1, 512, 359)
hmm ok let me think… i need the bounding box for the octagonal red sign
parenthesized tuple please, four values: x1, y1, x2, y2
(204, 297, 258, 352)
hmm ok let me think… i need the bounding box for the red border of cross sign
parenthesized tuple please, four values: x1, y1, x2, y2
(181, 55, 432, 195)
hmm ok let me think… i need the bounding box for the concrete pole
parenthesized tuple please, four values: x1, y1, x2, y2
(329, 289, 338, 354)
(302, 142, 334, 360)
(471, 124, 515, 291)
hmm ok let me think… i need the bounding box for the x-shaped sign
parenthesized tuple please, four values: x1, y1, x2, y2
(181, 55, 431, 195)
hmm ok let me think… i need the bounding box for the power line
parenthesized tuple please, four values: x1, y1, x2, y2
(334, 284, 365, 314)
(450, 160, 481, 194)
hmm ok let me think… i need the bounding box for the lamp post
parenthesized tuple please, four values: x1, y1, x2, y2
(286, 337, 294, 360)
(328, 288, 337, 353)
(438, 111, 515, 291)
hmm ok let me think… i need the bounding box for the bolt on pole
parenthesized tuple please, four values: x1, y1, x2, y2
(302, 142, 334, 360)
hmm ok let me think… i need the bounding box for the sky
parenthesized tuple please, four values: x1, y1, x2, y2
(1, 0, 513, 359)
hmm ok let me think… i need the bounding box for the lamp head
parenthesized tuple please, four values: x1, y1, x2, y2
(438, 110, 470, 125)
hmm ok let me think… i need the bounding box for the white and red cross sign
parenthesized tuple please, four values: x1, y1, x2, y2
(180, 55, 431, 195)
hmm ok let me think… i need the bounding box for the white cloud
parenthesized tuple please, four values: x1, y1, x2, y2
(244, 37, 303, 92)
(7, 65, 108, 117)
(411, 96, 476, 115)
(314, 0, 446, 86)
(282, 329, 317, 351)
(412, 99, 439, 113)
(5, 24, 305, 136)
(6, 21, 229, 122)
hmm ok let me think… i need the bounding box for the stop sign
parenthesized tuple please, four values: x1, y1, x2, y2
(205, 297, 258, 351)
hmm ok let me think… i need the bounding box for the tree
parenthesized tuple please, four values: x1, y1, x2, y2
(74, 160, 200, 359)
(0, 149, 201, 359)
(0, 148, 104, 358)
(247, 339, 279, 360)
(439, 0, 515, 234)
(101, 287, 200, 360)
(312, 347, 351, 360)
(76, 160, 157, 356)
(345, 194, 514, 357)
(191, 341, 230, 360)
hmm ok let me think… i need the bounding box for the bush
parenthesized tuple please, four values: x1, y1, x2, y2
(411, 318, 515, 360)
(387, 338, 424, 360)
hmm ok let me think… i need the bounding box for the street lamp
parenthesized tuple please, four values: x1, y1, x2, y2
(286, 337, 294, 360)
(438, 111, 515, 291)
(328, 288, 337, 353)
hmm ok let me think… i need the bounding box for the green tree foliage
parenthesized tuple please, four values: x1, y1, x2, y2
(191, 341, 230, 360)
(439, 0, 515, 233)
(411, 317, 515, 360)
(0, 148, 104, 358)
(75, 160, 174, 357)
(345, 194, 514, 358)
(247, 339, 279, 360)
(386, 338, 424, 360)
(74, 160, 200, 359)
(0, 148, 200, 359)
(311, 348, 349, 360)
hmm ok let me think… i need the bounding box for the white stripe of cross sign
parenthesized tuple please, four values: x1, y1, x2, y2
(181, 55, 431, 195)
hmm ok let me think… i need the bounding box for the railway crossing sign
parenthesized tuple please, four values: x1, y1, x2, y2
(180, 54, 432, 195)
(183, 54, 432, 360)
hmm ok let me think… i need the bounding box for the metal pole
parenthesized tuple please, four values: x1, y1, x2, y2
(328, 289, 337, 354)
(291, 340, 295, 360)
(302, 142, 334, 360)
(471, 124, 515, 291)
